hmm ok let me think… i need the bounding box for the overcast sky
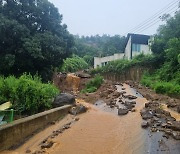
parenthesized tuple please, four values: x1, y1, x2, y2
(49, 0, 179, 36)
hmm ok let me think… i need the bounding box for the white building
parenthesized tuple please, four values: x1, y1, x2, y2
(124, 33, 152, 60)
(94, 53, 124, 68)
(94, 33, 153, 68)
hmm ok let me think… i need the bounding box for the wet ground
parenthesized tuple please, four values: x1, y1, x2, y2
(2, 83, 180, 154)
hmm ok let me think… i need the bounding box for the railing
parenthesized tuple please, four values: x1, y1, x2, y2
(0, 109, 14, 125)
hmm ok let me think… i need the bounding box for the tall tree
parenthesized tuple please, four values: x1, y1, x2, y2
(0, 0, 74, 80)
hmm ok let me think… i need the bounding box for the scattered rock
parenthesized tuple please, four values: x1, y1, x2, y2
(106, 89, 114, 94)
(69, 104, 87, 115)
(120, 91, 126, 95)
(53, 93, 75, 107)
(26, 149, 31, 153)
(151, 128, 157, 132)
(113, 92, 121, 98)
(163, 129, 172, 135)
(161, 123, 168, 128)
(123, 94, 137, 100)
(124, 101, 135, 110)
(41, 140, 54, 149)
(169, 121, 180, 131)
(163, 133, 169, 139)
(63, 124, 71, 129)
(131, 108, 136, 112)
(172, 131, 180, 140)
(118, 99, 123, 102)
(75, 117, 80, 121)
(118, 108, 129, 115)
(141, 121, 149, 128)
(110, 105, 115, 108)
(140, 109, 155, 120)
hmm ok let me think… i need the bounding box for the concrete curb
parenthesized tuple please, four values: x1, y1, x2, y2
(0, 105, 72, 151)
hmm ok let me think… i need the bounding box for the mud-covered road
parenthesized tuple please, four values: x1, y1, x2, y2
(2, 81, 180, 154)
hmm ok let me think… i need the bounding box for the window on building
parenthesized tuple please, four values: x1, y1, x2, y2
(132, 44, 141, 52)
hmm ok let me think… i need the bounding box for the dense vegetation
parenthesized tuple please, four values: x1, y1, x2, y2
(92, 11, 180, 96)
(0, 74, 59, 115)
(0, 0, 74, 115)
(91, 54, 158, 74)
(0, 0, 74, 80)
(140, 11, 180, 95)
(60, 55, 88, 73)
(73, 35, 126, 66)
(141, 73, 180, 96)
(81, 75, 104, 93)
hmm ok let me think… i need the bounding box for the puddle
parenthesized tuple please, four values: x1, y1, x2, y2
(116, 85, 143, 98)
(162, 104, 180, 121)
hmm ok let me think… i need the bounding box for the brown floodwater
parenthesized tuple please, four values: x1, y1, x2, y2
(3, 84, 179, 154)
(46, 84, 148, 154)
(161, 104, 180, 121)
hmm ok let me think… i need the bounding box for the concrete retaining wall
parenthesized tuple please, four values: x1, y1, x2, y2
(102, 66, 152, 82)
(0, 105, 71, 151)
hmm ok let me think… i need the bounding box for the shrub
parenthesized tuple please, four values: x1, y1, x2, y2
(60, 55, 89, 72)
(141, 73, 180, 96)
(91, 54, 158, 74)
(0, 74, 59, 115)
(82, 75, 103, 93)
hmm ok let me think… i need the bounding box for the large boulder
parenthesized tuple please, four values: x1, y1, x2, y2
(53, 93, 75, 107)
(69, 104, 87, 115)
(140, 109, 155, 120)
(118, 108, 129, 115)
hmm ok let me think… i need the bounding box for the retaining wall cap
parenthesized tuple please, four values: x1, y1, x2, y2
(0, 105, 71, 131)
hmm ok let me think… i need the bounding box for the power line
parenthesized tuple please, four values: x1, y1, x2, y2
(133, 5, 179, 33)
(128, 0, 179, 33)
(135, 8, 179, 33)
(123, 0, 179, 35)
(131, 5, 179, 33)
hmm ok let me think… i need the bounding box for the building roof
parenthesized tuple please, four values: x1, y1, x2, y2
(126, 33, 150, 45)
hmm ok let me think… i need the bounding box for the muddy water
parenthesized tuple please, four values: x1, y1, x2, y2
(46, 84, 149, 154)
(5, 84, 179, 154)
(162, 104, 180, 121)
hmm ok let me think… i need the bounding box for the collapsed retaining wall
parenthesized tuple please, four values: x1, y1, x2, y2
(0, 105, 71, 151)
(102, 66, 151, 82)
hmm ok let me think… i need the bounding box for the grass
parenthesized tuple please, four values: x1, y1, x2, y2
(141, 73, 180, 96)
(81, 75, 104, 93)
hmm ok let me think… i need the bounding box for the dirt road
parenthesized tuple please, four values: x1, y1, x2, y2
(3, 84, 180, 154)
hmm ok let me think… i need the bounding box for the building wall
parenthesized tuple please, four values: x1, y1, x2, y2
(124, 36, 132, 60)
(125, 36, 152, 60)
(132, 44, 151, 58)
(94, 53, 124, 68)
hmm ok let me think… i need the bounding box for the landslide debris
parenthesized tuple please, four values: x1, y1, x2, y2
(140, 101, 180, 140)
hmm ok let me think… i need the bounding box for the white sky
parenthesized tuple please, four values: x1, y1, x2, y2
(49, 0, 179, 36)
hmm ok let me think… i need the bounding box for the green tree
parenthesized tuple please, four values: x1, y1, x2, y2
(0, 0, 74, 80)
